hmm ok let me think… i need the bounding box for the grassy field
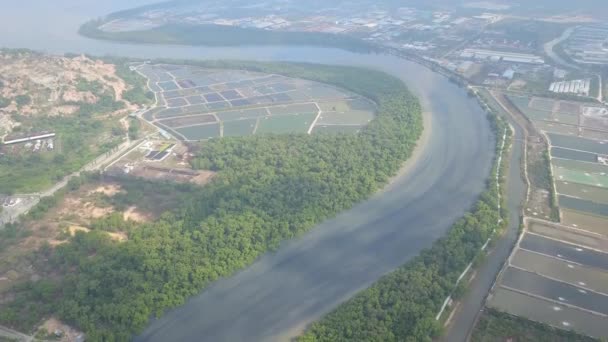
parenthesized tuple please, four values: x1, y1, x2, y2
(142, 64, 378, 140)
(552, 113, 579, 125)
(317, 110, 374, 125)
(223, 119, 257, 137)
(175, 123, 221, 140)
(556, 181, 608, 204)
(318, 100, 351, 112)
(216, 108, 267, 121)
(529, 97, 556, 112)
(553, 167, 608, 188)
(582, 129, 608, 141)
(552, 158, 608, 173)
(472, 308, 598, 342)
(312, 125, 365, 134)
(535, 121, 579, 136)
(267, 103, 318, 116)
(256, 113, 317, 134)
(507, 94, 553, 121)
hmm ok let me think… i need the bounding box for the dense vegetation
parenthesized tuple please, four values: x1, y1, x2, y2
(111, 61, 155, 106)
(298, 90, 510, 342)
(0, 116, 120, 194)
(0, 62, 422, 340)
(0, 96, 10, 108)
(79, 20, 375, 52)
(471, 309, 598, 342)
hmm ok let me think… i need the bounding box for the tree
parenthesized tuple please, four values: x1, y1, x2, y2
(15, 95, 31, 106)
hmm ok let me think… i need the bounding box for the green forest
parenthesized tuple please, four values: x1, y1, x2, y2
(79, 20, 375, 52)
(298, 91, 511, 342)
(0, 61, 423, 341)
(471, 309, 597, 342)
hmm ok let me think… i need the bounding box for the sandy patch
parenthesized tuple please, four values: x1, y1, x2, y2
(68, 225, 90, 235)
(192, 170, 216, 185)
(38, 317, 84, 342)
(107, 231, 128, 242)
(89, 183, 122, 197)
(59, 198, 114, 219)
(50, 105, 79, 116)
(123, 206, 149, 223)
(69, 225, 127, 242)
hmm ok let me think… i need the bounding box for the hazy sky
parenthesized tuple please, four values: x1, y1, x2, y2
(0, 0, 158, 48)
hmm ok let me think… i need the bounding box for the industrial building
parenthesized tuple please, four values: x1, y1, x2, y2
(549, 79, 591, 97)
(460, 49, 545, 64)
(2, 132, 56, 145)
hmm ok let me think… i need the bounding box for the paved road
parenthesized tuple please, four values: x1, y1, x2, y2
(137, 66, 496, 342)
(543, 27, 582, 71)
(0, 324, 33, 342)
(441, 90, 527, 342)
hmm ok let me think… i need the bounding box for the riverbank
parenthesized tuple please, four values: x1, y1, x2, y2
(135, 59, 493, 341)
(0, 4, 494, 340)
(381, 95, 433, 194)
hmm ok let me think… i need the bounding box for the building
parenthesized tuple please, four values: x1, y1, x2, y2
(502, 69, 515, 80)
(3, 132, 56, 145)
(549, 79, 591, 96)
(460, 49, 544, 64)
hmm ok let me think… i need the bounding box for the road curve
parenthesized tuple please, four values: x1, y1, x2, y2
(136, 65, 495, 341)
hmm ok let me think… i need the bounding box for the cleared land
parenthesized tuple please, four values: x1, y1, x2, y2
(137, 64, 376, 140)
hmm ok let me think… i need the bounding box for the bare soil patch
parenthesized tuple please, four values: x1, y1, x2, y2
(123, 206, 151, 223)
(38, 317, 84, 342)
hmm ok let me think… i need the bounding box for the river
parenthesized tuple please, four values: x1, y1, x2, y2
(0, 2, 495, 341)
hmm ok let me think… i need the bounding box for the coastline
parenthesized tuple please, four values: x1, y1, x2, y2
(380, 99, 433, 195)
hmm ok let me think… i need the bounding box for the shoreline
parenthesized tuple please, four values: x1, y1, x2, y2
(380, 100, 433, 195)
(275, 100, 433, 342)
